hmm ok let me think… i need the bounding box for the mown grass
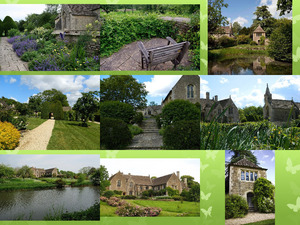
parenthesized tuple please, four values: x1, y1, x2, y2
(0, 178, 55, 191)
(26, 117, 47, 130)
(244, 219, 275, 225)
(100, 201, 118, 217)
(47, 120, 100, 150)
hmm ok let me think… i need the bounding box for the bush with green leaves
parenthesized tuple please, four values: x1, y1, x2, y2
(268, 18, 292, 62)
(161, 99, 200, 126)
(163, 120, 200, 149)
(132, 112, 144, 125)
(253, 177, 275, 213)
(225, 194, 248, 219)
(166, 187, 179, 196)
(8, 28, 21, 38)
(237, 35, 251, 45)
(218, 36, 237, 48)
(100, 117, 132, 149)
(259, 36, 265, 45)
(41, 101, 63, 120)
(103, 190, 114, 198)
(250, 41, 257, 46)
(100, 101, 135, 124)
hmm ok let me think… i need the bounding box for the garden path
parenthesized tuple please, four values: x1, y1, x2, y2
(100, 38, 191, 71)
(225, 212, 275, 225)
(0, 37, 28, 71)
(127, 118, 163, 150)
(15, 119, 55, 150)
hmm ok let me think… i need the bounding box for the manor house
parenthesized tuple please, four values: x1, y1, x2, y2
(142, 75, 239, 123)
(30, 167, 58, 178)
(211, 23, 234, 38)
(108, 171, 188, 196)
(228, 157, 268, 211)
(263, 84, 300, 122)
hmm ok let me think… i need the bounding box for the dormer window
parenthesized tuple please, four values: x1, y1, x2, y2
(187, 84, 194, 98)
(117, 180, 121, 187)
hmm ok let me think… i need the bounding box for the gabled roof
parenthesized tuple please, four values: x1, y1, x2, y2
(271, 99, 297, 109)
(125, 175, 153, 185)
(231, 157, 267, 170)
(45, 168, 57, 172)
(220, 26, 232, 34)
(67, 4, 100, 16)
(218, 98, 231, 108)
(253, 25, 265, 33)
(152, 174, 173, 186)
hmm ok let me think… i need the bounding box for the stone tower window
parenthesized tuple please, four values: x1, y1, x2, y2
(254, 172, 258, 181)
(246, 171, 249, 181)
(130, 182, 133, 187)
(117, 180, 121, 187)
(250, 172, 253, 181)
(187, 85, 194, 98)
(241, 171, 245, 180)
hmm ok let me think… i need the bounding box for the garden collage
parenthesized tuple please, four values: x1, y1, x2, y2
(0, 0, 299, 225)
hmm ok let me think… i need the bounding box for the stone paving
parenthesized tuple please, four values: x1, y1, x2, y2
(0, 37, 28, 71)
(127, 118, 163, 150)
(225, 212, 275, 225)
(100, 38, 192, 71)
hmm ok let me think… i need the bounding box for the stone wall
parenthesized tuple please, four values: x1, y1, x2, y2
(166, 173, 183, 193)
(108, 172, 128, 194)
(160, 17, 192, 37)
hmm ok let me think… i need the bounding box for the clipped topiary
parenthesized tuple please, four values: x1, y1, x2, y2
(225, 194, 248, 219)
(0, 122, 21, 150)
(100, 117, 132, 149)
(51, 101, 64, 120)
(163, 120, 200, 150)
(253, 177, 275, 213)
(100, 101, 135, 124)
(3, 16, 17, 36)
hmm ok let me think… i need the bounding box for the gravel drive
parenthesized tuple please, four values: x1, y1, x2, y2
(16, 120, 55, 150)
(226, 213, 275, 225)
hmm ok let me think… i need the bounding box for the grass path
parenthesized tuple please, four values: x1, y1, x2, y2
(47, 120, 100, 150)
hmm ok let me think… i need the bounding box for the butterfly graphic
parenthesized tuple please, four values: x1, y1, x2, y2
(293, 47, 300, 62)
(201, 191, 211, 201)
(206, 150, 218, 160)
(201, 206, 212, 217)
(287, 197, 300, 212)
(286, 158, 300, 175)
(200, 159, 209, 172)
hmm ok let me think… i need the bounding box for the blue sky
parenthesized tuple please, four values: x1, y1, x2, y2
(0, 4, 46, 21)
(100, 75, 300, 108)
(222, 0, 292, 28)
(0, 75, 100, 106)
(101, 158, 200, 183)
(0, 155, 100, 173)
(225, 150, 275, 184)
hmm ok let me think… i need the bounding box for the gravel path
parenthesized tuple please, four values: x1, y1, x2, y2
(225, 213, 275, 225)
(0, 37, 28, 71)
(16, 120, 55, 150)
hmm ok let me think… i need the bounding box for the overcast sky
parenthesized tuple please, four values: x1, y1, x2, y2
(0, 75, 100, 106)
(101, 158, 200, 183)
(0, 155, 100, 173)
(0, 4, 47, 21)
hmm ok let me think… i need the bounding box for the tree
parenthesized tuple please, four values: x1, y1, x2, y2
(277, 0, 292, 16)
(77, 173, 86, 183)
(232, 22, 242, 36)
(73, 91, 100, 126)
(240, 106, 263, 122)
(208, 0, 228, 33)
(239, 27, 251, 36)
(252, 6, 276, 37)
(187, 183, 200, 202)
(79, 166, 93, 175)
(3, 16, 17, 36)
(253, 178, 275, 213)
(0, 19, 3, 37)
(149, 101, 158, 106)
(100, 75, 148, 110)
(100, 166, 110, 193)
(17, 165, 33, 179)
(0, 164, 15, 179)
(91, 168, 100, 186)
(181, 175, 196, 188)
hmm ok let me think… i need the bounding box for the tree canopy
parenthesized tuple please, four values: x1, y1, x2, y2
(277, 0, 292, 16)
(100, 165, 110, 194)
(100, 75, 148, 110)
(208, 0, 228, 33)
(228, 150, 258, 165)
(252, 5, 276, 37)
(180, 175, 197, 188)
(232, 22, 242, 36)
(0, 164, 15, 179)
(17, 165, 33, 179)
(3, 16, 17, 36)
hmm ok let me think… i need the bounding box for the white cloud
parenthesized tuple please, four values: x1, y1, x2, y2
(220, 77, 229, 84)
(200, 78, 210, 98)
(9, 78, 16, 84)
(230, 88, 239, 94)
(66, 91, 83, 106)
(227, 17, 232, 23)
(257, 78, 262, 84)
(271, 76, 300, 92)
(271, 156, 275, 161)
(263, 155, 269, 158)
(272, 94, 285, 100)
(259, 0, 292, 19)
(84, 75, 100, 92)
(231, 89, 264, 108)
(233, 17, 248, 27)
(260, 160, 266, 165)
(10, 97, 17, 101)
(144, 75, 182, 97)
(0, 5, 46, 21)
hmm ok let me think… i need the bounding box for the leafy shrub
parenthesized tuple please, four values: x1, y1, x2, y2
(166, 187, 179, 196)
(113, 190, 123, 195)
(172, 195, 182, 201)
(161, 100, 200, 126)
(259, 36, 265, 45)
(268, 18, 292, 62)
(21, 50, 39, 62)
(116, 204, 161, 217)
(11, 116, 27, 130)
(100, 101, 135, 124)
(155, 196, 173, 200)
(237, 35, 251, 45)
(100, 196, 108, 202)
(8, 28, 20, 37)
(100, 117, 132, 149)
(218, 36, 237, 48)
(163, 120, 200, 150)
(250, 41, 257, 45)
(60, 202, 100, 221)
(121, 195, 137, 199)
(225, 194, 248, 219)
(132, 112, 143, 125)
(208, 35, 219, 49)
(55, 179, 66, 188)
(103, 190, 114, 198)
(0, 122, 21, 150)
(128, 125, 143, 136)
(41, 101, 64, 120)
(253, 178, 275, 213)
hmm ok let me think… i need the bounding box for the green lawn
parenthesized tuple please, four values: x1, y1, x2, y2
(0, 178, 55, 191)
(26, 117, 47, 130)
(244, 219, 275, 225)
(47, 120, 100, 150)
(101, 200, 200, 217)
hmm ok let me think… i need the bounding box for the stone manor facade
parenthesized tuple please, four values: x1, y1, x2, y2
(108, 171, 188, 196)
(30, 167, 58, 178)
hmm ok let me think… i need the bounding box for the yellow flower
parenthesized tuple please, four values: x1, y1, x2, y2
(80, 64, 82, 66)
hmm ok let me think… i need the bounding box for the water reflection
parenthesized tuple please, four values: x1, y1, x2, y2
(208, 56, 292, 75)
(0, 186, 99, 220)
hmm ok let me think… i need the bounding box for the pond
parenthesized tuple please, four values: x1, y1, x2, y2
(208, 56, 292, 75)
(0, 186, 100, 220)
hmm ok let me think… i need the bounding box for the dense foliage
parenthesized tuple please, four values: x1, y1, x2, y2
(58, 202, 100, 221)
(3, 16, 17, 36)
(100, 117, 132, 149)
(100, 101, 135, 124)
(225, 194, 248, 219)
(41, 101, 64, 120)
(253, 178, 275, 213)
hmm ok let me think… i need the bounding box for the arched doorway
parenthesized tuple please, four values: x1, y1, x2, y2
(247, 192, 255, 210)
(49, 112, 53, 119)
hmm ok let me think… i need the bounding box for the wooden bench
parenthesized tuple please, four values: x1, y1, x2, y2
(137, 37, 190, 70)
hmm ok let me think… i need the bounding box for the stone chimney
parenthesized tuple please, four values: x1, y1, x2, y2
(215, 95, 218, 102)
(206, 92, 210, 100)
(184, 178, 187, 185)
(176, 171, 180, 178)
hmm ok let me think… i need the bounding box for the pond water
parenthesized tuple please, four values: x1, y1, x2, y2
(0, 186, 99, 220)
(208, 56, 292, 75)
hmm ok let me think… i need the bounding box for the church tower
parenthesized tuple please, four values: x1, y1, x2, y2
(264, 84, 272, 104)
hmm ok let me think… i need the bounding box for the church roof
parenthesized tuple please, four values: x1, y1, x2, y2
(218, 98, 231, 108)
(124, 175, 153, 185)
(152, 174, 173, 186)
(271, 99, 297, 109)
(231, 157, 267, 170)
(253, 25, 265, 33)
(67, 4, 100, 16)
